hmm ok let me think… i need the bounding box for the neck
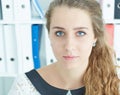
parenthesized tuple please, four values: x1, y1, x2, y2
(54, 63, 85, 89)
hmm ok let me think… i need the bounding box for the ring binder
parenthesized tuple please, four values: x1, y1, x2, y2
(1, 0, 14, 20)
(3, 24, 18, 73)
(13, 0, 31, 21)
(114, 24, 120, 62)
(31, 0, 44, 19)
(102, 0, 115, 21)
(114, 0, 120, 19)
(32, 24, 43, 69)
(17, 24, 34, 72)
(0, 0, 3, 20)
(0, 24, 6, 73)
(105, 24, 114, 46)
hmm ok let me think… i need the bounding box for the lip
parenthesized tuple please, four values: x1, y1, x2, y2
(63, 56, 79, 60)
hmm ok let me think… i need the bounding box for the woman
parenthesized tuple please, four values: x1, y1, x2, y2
(8, 0, 120, 95)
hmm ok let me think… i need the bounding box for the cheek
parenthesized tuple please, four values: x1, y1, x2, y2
(78, 40, 93, 56)
(51, 40, 63, 55)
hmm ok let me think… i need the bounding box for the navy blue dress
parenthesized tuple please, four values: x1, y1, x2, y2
(25, 69, 85, 95)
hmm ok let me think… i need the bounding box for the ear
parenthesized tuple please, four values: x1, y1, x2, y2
(92, 38, 97, 47)
(93, 38, 97, 43)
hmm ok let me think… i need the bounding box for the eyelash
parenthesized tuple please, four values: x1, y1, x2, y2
(76, 31, 86, 36)
(55, 31, 64, 37)
(55, 31, 86, 37)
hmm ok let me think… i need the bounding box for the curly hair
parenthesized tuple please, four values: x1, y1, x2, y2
(45, 0, 120, 95)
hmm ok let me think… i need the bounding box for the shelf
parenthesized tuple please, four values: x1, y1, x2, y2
(0, 73, 17, 77)
(104, 19, 120, 24)
(0, 18, 46, 24)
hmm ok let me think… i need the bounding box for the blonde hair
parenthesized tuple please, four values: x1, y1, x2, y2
(45, 0, 120, 95)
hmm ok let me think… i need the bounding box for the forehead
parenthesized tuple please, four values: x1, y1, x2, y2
(50, 6, 92, 28)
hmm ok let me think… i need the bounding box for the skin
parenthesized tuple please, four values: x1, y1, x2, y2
(38, 6, 97, 90)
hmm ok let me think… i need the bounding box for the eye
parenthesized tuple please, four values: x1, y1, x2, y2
(76, 31, 86, 36)
(55, 31, 64, 37)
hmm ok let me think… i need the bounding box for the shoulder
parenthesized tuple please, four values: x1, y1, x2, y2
(8, 72, 40, 95)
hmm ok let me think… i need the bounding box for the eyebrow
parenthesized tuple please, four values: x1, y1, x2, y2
(52, 26, 65, 30)
(74, 27, 88, 30)
(52, 26, 88, 30)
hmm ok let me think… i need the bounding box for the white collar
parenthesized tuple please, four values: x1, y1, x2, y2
(66, 90, 72, 95)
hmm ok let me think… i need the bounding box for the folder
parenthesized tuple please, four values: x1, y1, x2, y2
(105, 24, 114, 46)
(114, 24, 120, 62)
(14, 25, 24, 74)
(0, 0, 3, 20)
(102, 0, 115, 22)
(0, 25, 6, 73)
(114, 0, 120, 19)
(1, 0, 14, 20)
(13, 0, 31, 21)
(3, 24, 18, 73)
(32, 24, 43, 69)
(31, 0, 44, 19)
(17, 24, 34, 72)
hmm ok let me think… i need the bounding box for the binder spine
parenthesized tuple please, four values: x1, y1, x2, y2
(19, 24, 34, 72)
(31, 0, 44, 19)
(1, 0, 14, 20)
(32, 24, 42, 69)
(13, 0, 31, 21)
(102, 0, 115, 21)
(114, 24, 120, 62)
(0, 0, 3, 20)
(114, 0, 120, 19)
(105, 24, 114, 46)
(0, 24, 6, 73)
(15, 25, 23, 74)
(3, 24, 18, 73)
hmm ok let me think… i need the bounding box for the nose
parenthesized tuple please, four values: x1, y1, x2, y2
(64, 37, 76, 52)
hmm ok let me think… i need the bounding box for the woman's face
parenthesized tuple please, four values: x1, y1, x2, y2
(49, 6, 97, 69)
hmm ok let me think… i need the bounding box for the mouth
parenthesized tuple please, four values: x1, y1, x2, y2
(63, 56, 79, 60)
